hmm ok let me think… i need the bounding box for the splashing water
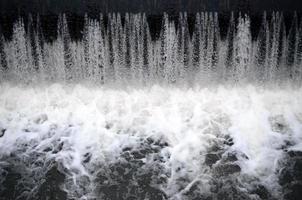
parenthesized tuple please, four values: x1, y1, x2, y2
(0, 84, 301, 199)
(0, 12, 302, 200)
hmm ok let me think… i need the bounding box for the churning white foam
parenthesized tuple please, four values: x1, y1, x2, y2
(0, 83, 302, 198)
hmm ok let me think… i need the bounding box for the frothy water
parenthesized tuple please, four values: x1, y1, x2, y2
(0, 84, 302, 199)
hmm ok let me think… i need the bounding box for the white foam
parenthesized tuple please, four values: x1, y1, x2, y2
(0, 83, 301, 198)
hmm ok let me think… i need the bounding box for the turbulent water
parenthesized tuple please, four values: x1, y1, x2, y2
(0, 84, 301, 199)
(0, 12, 302, 200)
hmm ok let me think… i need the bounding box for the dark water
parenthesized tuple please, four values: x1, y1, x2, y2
(1, 129, 302, 200)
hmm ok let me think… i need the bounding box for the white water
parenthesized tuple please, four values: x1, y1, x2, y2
(0, 11, 302, 199)
(0, 83, 301, 199)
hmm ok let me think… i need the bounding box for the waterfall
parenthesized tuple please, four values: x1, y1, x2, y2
(225, 12, 236, 81)
(11, 18, 29, 83)
(234, 14, 252, 83)
(1, 11, 302, 200)
(0, 12, 301, 86)
(0, 25, 7, 79)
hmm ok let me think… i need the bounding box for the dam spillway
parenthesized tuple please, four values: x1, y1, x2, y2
(0, 12, 302, 200)
(0, 12, 302, 86)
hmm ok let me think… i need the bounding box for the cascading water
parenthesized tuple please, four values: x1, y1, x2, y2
(0, 12, 302, 200)
(1, 12, 301, 86)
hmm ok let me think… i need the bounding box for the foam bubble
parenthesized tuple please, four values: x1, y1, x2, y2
(0, 84, 301, 199)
